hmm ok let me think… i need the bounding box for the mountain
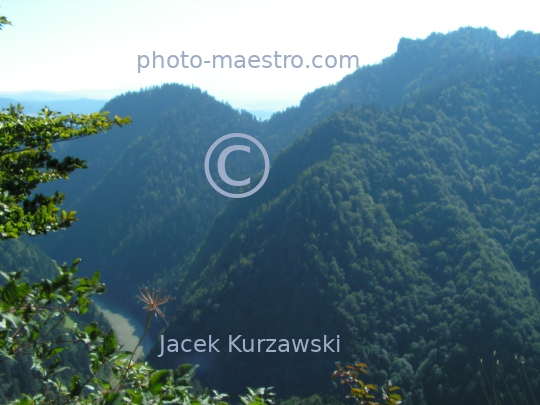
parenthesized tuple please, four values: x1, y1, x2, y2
(35, 85, 264, 312)
(32, 28, 540, 316)
(14, 27, 540, 404)
(0, 240, 57, 283)
(149, 56, 540, 405)
(265, 27, 540, 154)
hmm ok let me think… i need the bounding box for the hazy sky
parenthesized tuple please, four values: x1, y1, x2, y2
(0, 0, 538, 112)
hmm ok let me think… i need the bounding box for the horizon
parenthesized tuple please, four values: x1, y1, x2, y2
(1, 0, 539, 113)
(0, 27, 536, 119)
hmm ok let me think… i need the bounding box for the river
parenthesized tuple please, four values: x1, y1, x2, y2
(93, 297, 154, 359)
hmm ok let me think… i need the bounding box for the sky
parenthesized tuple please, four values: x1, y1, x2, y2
(0, 0, 539, 113)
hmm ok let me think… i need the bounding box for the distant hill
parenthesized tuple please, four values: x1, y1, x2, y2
(0, 97, 106, 115)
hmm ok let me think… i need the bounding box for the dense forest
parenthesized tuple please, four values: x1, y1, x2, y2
(151, 56, 540, 405)
(34, 27, 540, 310)
(3, 27, 540, 405)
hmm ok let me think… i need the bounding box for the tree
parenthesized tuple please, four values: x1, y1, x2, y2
(0, 13, 276, 405)
(0, 14, 10, 29)
(0, 17, 214, 401)
(0, 104, 131, 239)
(0, 259, 234, 404)
(1, 10, 134, 242)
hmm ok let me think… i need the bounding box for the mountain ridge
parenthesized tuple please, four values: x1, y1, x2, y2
(149, 55, 540, 405)
(32, 28, 540, 309)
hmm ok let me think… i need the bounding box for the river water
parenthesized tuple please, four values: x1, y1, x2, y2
(93, 297, 154, 359)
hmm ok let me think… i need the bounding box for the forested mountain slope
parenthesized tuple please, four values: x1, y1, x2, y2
(37, 91, 264, 306)
(0, 240, 57, 283)
(150, 56, 540, 405)
(37, 85, 218, 207)
(33, 28, 540, 316)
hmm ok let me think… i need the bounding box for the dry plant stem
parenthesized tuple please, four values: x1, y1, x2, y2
(111, 287, 170, 394)
(522, 363, 538, 405)
(515, 357, 530, 405)
(497, 364, 517, 405)
(481, 360, 503, 405)
(479, 372, 493, 405)
(44, 380, 54, 405)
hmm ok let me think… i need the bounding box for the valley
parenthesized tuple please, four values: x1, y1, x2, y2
(3, 26, 540, 405)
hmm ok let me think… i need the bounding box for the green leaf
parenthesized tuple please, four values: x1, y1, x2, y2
(101, 329, 117, 357)
(13, 394, 33, 405)
(104, 392, 123, 405)
(84, 322, 101, 340)
(46, 347, 66, 359)
(3, 312, 22, 327)
(51, 273, 70, 290)
(91, 270, 100, 285)
(173, 363, 197, 386)
(149, 369, 170, 395)
(1, 280, 31, 307)
(69, 374, 83, 396)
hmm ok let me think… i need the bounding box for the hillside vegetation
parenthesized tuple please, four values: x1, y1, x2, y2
(151, 56, 540, 405)
(11, 27, 540, 405)
(34, 28, 540, 311)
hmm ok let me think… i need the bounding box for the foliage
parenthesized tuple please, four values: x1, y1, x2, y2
(0, 259, 103, 368)
(0, 94, 124, 400)
(0, 261, 276, 404)
(332, 363, 401, 405)
(0, 236, 111, 400)
(0, 69, 131, 397)
(0, 13, 11, 30)
(240, 387, 277, 405)
(0, 104, 131, 239)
